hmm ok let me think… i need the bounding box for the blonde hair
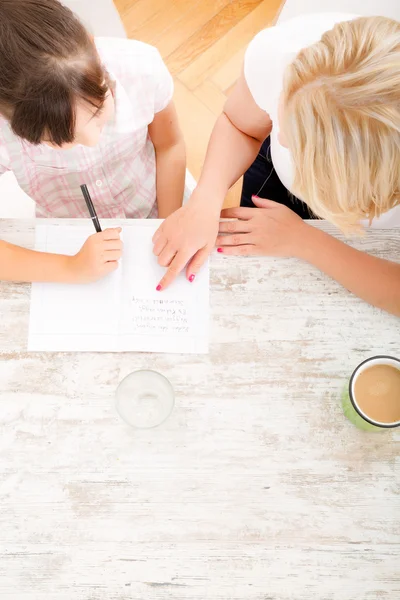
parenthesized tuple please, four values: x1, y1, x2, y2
(283, 16, 400, 231)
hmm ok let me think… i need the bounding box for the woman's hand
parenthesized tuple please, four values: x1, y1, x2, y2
(153, 188, 222, 290)
(70, 228, 123, 283)
(216, 196, 308, 257)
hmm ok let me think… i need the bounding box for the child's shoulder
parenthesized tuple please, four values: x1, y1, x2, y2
(95, 37, 162, 79)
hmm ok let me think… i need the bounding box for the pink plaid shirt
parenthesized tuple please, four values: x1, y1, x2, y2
(0, 38, 174, 219)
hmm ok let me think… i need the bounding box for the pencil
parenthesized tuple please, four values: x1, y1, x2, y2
(80, 184, 102, 233)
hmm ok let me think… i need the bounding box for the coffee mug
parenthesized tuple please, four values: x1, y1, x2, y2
(341, 355, 400, 430)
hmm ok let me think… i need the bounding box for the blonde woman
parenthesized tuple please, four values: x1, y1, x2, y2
(152, 13, 400, 316)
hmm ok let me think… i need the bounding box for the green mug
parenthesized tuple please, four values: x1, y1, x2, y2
(341, 355, 400, 431)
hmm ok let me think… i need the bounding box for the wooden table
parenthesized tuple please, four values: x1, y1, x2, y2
(0, 219, 399, 600)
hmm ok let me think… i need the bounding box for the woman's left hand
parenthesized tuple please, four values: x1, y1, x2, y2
(216, 196, 308, 257)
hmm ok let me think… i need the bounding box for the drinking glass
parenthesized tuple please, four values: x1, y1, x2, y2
(116, 370, 175, 429)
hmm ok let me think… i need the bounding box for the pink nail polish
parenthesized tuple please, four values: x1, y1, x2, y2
(252, 195, 260, 200)
(217, 247, 223, 253)
(156, 284, 162, 291)
(189, 274, 195, 283)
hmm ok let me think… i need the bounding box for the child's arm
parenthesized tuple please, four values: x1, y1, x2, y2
(148, 101, 186, 219)
(217, 198, 400, 317)
(0, 229, 122, 283)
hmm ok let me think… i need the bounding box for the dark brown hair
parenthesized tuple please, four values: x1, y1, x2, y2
(0, 0, 109, 146)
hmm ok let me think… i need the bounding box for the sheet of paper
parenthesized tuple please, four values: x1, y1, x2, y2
(28, 222, 209, 354)
(119, 226, 209, 354)
(29, 225, 121, 351)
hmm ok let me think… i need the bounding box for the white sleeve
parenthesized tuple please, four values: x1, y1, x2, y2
(151, 48, 174, 114)
(244, 26, 282, 114)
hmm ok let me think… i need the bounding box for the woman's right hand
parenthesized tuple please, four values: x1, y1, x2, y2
(69, 228, 123, 283)
(152, 189, 222, 290)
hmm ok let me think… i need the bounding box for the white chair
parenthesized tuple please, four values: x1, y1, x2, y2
(183, 170, 196, 203)
(0, 173, 35, 219)
(62, 0, 127, 38)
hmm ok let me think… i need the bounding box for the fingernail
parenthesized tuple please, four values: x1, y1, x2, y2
(156, 284, 162, 291)
(252, 195, 260, 200)
(217, 248, 223, 253)
(189, 274, 195, 283)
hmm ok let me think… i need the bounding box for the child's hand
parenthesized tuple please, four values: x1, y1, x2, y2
(70, 228, 123, 283)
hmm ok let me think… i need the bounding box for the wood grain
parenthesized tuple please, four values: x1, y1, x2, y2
(118, 0, 175, 34)
(156, 0, 230, 58)
(0, 218, 399, 599)
(211, 46, 247, 93)
(173, 80, 240, 208)
(114, 0, 284, 209)
(124, 0, 197, 45)
(166, 0, 264, 76)
(178, 0, 282, 89)
(114, 0, 140, 18)
(191, 81, 227, 121)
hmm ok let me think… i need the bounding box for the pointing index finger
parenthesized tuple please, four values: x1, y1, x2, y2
(156, 250, 191, 291)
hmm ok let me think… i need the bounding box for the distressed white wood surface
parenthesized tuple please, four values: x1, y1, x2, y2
(0, 219, 399, 600)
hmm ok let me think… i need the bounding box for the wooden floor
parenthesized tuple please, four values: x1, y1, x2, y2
(114, 0, 284, 207)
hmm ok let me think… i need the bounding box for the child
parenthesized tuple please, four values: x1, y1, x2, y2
(0, 0, 186, 283)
